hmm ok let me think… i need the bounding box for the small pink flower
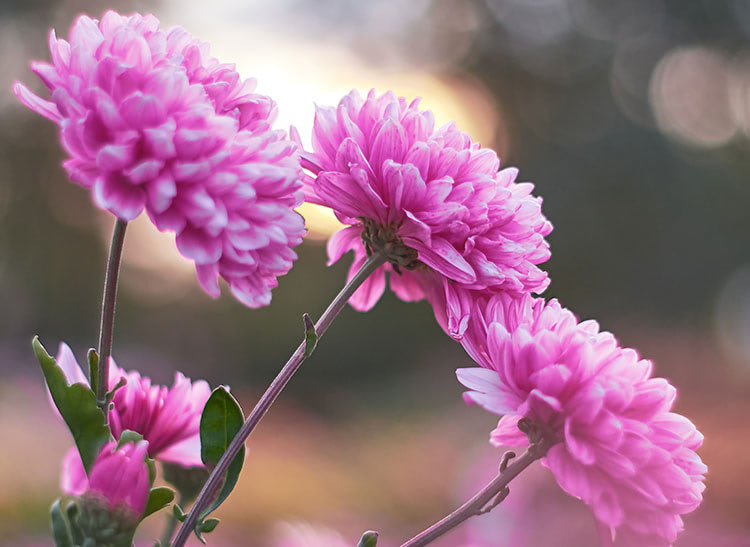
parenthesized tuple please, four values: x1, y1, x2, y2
(54, 343, 210, 494)
(456, 295, 706, 546)
(13, 11, 305, 307)
(86, 440, 151, 517)
(300, 90, 551, 337)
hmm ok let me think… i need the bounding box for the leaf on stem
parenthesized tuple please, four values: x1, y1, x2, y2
(87, 349, 98, 395)
(173, 504, 187, 522)
(303, 313, 318, 357)
(358, 530, 379, 547)
(33, 337, 111, 473)
(196, 386, 245, 540)
(143, 486, 176, 519)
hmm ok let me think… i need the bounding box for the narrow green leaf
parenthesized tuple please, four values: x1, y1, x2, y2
(87, 349, 98, 395)
(105, 376, 126, 406)
(33, 337, 111, 473)
(116, 429, 144, 450)
(173, 504, 187, 522)
(303, 313, 318, 357)
(357, 530, 379, 547)
(198, 387, 245, 525)
(143, 486, 175, 519)
(199, 518, 220, 533)
(50, 499, 72, 547)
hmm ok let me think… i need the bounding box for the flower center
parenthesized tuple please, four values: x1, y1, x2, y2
(359, 217, 422, 272)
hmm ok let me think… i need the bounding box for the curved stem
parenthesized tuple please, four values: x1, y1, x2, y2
(96, 218, 127, 415)
(400, 442, 550, 547)
(172, 251, 387, 546)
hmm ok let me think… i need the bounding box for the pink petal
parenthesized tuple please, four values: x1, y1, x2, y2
(13, 82, 62, 122)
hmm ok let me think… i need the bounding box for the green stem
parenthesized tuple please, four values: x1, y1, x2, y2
(96, 218, 127, 415)
(172, 251, 387, 546)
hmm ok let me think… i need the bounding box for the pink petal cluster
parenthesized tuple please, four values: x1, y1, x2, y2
(13, 11, 305, 307)
(54, 343, 210, 495)
(86, 440, 150, 517)
(456, 295, 706, 546)
(301, 89, 552, 337)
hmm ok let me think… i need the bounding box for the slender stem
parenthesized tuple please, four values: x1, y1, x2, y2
(96, 219, 127, 414)
(172, 251, 387, 547)
(400, 442, 550, 547)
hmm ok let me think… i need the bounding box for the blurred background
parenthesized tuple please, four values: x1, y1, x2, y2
(1, 0, 749, 545)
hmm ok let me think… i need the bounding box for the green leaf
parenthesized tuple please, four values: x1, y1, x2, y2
(143, 486, 175, 519)
(50, 499, 72, 547)
(199, 518, 219, 533)
(303, 313, 318, 357)
(33, 337, 111, 473)
(173, 504, 187, 522)
(87, 349, 98, 395)
(197, 386, 245, 529)
(104, 376, 126, 407)
(357, 530, 379, 547)
(116, 429, 144, 450)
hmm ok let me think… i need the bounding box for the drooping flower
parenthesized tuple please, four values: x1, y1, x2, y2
(456, 295, 706, 546)
(75, 440, 151, 544)
(53, 342, 210, 495)
(13, 11, 305, 307)
(300, 89, 552, 337)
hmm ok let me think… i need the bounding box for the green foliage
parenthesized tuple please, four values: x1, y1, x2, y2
(173, 504, 187, 522)
(199, 518, 219, 534)
(33, 337, 111, 473)
(303, 313, 318, 357)
(87, 349, 98, 396)
(357, 531, 379, 547)
(143, 487, 175, 519)
(116, 429, 144, 449)
(195, 386, 245, 540)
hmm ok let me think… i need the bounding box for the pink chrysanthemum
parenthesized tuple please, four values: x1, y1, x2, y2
(85, 440, 151, 518)
(300, 89, 552, 337)
(53, 343, 210, 495)
(13, 11, 305, 307)
(456, 295, 706, 546)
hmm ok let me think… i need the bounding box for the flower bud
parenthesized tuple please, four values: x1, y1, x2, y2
(77, 441, 151, 545)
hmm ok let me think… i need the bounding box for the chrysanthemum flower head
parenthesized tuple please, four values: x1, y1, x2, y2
(85, 440, 151, 518)
(301, 89, 552, 337)
(456, 296, 706, 546)
(74, 439, 150, 544)
(13, 11, 305, 307)
(53, 343, 210, 495)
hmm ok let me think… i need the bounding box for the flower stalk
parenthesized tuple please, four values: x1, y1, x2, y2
(400, 438, 552, 547)
(172, 251, 387, 546)
(96, 218, 127, 413)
